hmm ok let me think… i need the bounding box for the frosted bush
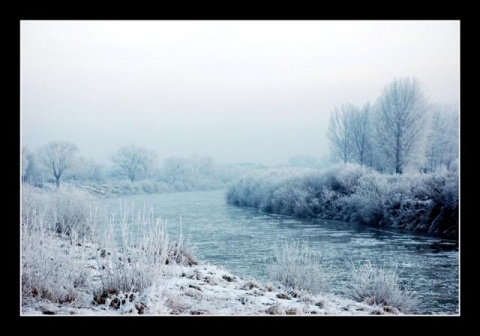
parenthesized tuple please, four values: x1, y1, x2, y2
(292, 188, 314, 217)
(266, 240, 329, 294)
(449, 158, 459, 172)
(322, 164, 363, 196)
(442, 173, 459, 207)
(318, 187, 339, 217)
(344, 174, 387, 224)
(140, 180, 157, 193)
(227, 164, 458, 238)
(345, 261, 417, 313)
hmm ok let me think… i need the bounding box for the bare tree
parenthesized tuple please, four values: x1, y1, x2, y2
(328, 104, 353, 164)
(349, 103, 371, 167)
(425, 103, 459, 172)
(69, 156, 107, 182)
(37, 141, 78, 187)
(112, 145, 156, 182)
(374, 78, 428, 174)
(22, 148, 42, 185)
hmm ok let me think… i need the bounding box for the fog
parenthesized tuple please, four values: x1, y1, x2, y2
(21, 20, 459, 165)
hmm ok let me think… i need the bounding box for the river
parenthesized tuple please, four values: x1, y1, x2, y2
(99, 189, 459, 314)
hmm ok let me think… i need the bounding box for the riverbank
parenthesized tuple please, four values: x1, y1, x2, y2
(22, 184, 453, 315)
(20, 185, 404, 315)
(21, 234, 399, 316)
(226, 164, 459, 239)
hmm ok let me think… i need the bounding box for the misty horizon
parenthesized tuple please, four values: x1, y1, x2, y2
(21, 20, 459, 166)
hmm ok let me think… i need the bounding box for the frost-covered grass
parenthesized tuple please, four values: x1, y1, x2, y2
(93, 210, 170, 301)
(226, 164, 458, 238)
(23, 255, 398, 316)
(21, 234, 396, 316)
(22, 186, 103, 304)
(21, 218, 91, 304)
(266, 240, 329, 294)
(92, 206, 198, 302)
(21, 184, 98, 243)
(21, 185, 412, 315)
(21, 185, 196, 312)
(346, 261, 418, 313)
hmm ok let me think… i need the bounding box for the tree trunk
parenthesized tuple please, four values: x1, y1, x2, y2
(395, 132, 402, 174)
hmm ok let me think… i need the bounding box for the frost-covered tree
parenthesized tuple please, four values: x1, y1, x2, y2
(37, 141, 79, 187)
(112, 144, 156, 182)
(21, 147, 29, 182)
(22, 149, 42, 185)
(69, 156, 107, 182)
(374, 78, 428, 174)
(157, 155, 261, 191)
(328, 104, 354, 164)
(161, 157, 193, 184)
(349, 103, 372, 167)
(425, 104, 459, 172)
(160, 155, 223, 190)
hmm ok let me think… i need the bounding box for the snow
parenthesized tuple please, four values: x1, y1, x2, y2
(21, 236, 401, 316)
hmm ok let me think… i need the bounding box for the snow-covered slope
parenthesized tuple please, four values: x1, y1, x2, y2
(21, 236, 400, 316)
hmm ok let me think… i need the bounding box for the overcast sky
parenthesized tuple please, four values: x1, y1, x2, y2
(21, 20, 460, 166)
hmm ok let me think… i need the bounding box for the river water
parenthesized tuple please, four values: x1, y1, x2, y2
(99, 189, 459, 314)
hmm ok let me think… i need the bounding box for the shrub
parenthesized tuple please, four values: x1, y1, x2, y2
(343, 174, 386, 224)
(345, 261, 417, 313)
(266, 240, 329, 294)
(226, 165, 458, 238)
(323, 163, 364, 196)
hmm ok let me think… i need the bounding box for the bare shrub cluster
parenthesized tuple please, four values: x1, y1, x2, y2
(345, 261, 417, 313)
(21, 222, 90, 304)
(266, 240, 329, 294)
(265, 239, 417, 313)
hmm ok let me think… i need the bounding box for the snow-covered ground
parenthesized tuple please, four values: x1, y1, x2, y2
(21, 236, 401, 316)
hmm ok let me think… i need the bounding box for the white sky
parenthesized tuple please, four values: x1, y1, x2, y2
(21, 20, 460, 165)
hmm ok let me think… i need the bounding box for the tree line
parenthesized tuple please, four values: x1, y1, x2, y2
(21, 142, 263, 189)
(22, 143, 154, 187)
(328, 77, 458, 174)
